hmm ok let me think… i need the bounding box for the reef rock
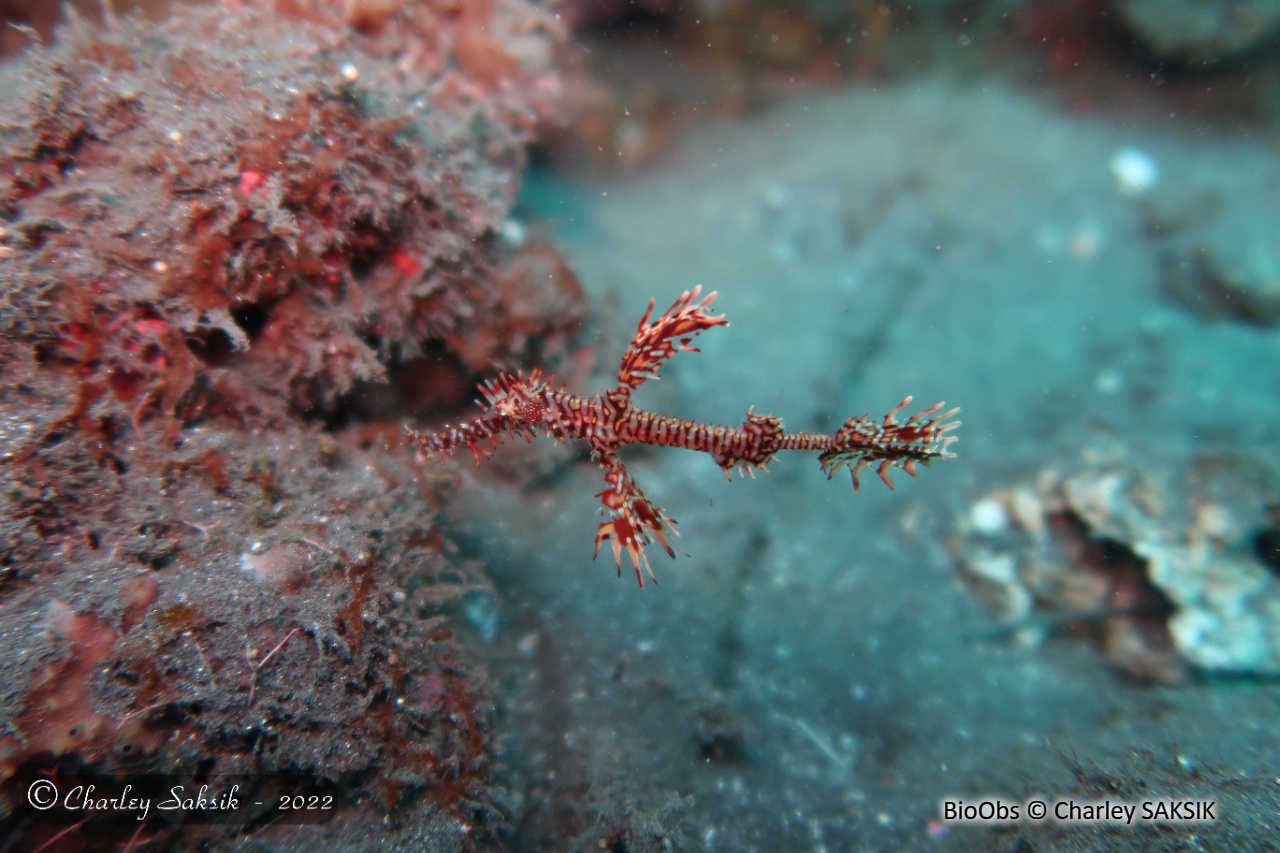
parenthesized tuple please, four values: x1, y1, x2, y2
(956, 441, 1280, 680)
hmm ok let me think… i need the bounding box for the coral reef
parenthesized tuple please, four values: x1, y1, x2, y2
(0, 0, 578, 848)
(956, 441, 1280, 682)
(0, 0, 565, 430)
(1, 425, 498, 849)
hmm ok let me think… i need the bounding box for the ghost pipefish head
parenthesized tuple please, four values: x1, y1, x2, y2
(481, 368, 552, 427)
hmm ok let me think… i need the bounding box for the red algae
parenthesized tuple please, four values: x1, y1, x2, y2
(0, 1, 579, 849)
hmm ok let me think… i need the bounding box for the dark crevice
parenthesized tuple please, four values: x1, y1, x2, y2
(1042, 509, 1183, 681)
(1254, 509, 1280, 577)
(1049, 510, 1177, 623)
(230, 301, 271, 340)
(186, 327, 237, 367)
(322, 344, 475, 433)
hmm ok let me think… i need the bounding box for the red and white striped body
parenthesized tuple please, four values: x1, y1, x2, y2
(407, 287, 958, 586)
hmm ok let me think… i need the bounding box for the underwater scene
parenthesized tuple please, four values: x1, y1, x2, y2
(2, 0, 1279, 850)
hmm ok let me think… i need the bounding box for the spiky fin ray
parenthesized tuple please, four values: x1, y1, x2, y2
(616, 285, 727, 390)
(592, 454, 680, 588)
(818, 397, 960, 491)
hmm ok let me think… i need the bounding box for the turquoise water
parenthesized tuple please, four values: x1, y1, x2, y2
(475, 69, 1280, 852)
